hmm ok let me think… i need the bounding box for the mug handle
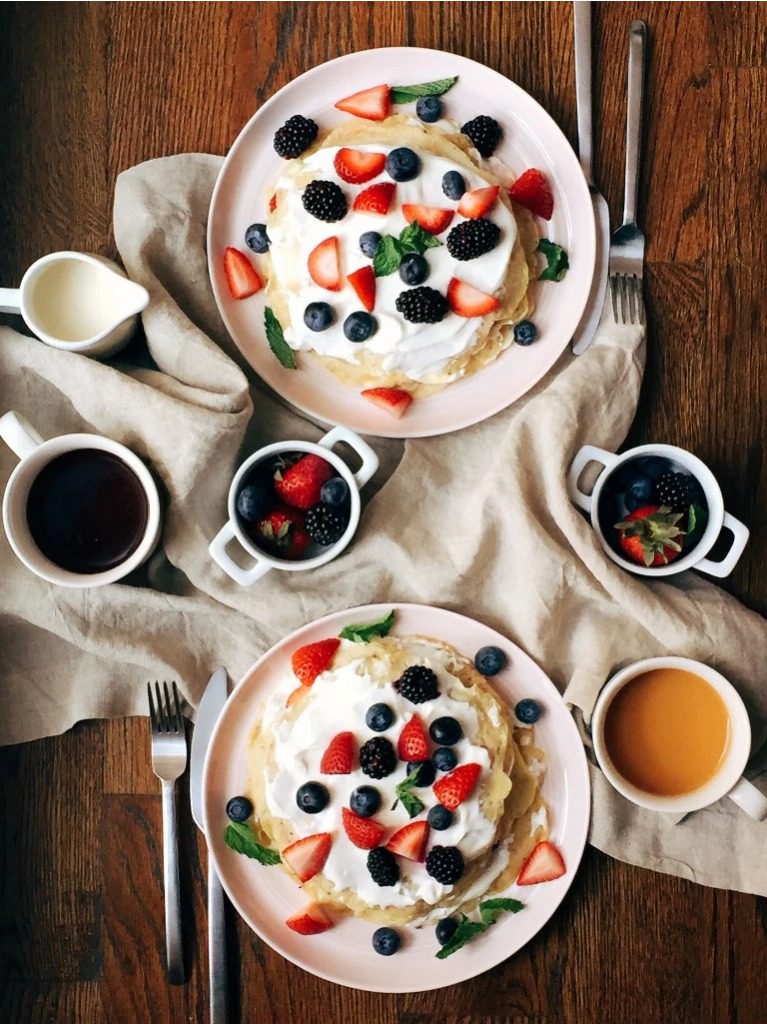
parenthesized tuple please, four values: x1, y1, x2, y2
(208, 521, 271, 587)
(318, 425, 379, 488)
(727, 776, 767, 820)
(694, 513, 750, 578)
(567, 444, 618, 513)
(0, 411, 44, 459)
(0, 288, 22, 315)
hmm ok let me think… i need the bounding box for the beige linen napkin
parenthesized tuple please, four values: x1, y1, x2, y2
(1, 155, 765, 896)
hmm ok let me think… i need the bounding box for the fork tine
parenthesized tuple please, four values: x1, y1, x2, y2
(610, 276, 619, 320)
(172, 681, 183, 733)
(147, 682, 158, 731)
(163, 680, 173, 732)
(156, 681, 167, 732)
(621, 275, 629, 323)
(628, 276, 637, 323)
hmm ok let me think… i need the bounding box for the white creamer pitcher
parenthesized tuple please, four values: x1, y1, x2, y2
(0, 251, 149, 358)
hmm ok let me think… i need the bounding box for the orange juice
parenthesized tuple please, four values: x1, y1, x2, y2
(603, 668, 730, 796)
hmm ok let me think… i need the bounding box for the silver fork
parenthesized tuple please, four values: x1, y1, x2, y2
(608, 20, 647, 326)
(148, 680, 187, 985)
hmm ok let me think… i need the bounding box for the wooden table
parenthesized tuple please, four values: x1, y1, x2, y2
(1, 3, 765, 1022)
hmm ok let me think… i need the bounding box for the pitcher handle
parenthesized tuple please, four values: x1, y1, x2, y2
(0, 411, 44, 459)
(694, 512, 750, 579)
(567, 445, 618, 513)
(318, 425, 379, 488)
(208, 521, 271, 587)
(727, 776, 767, 821)
(0, 287, 22, 315)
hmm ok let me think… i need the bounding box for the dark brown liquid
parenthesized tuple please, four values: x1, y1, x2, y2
(26, 449, 149, 574)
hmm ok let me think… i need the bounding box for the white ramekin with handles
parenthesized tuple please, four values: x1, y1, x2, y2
(209, 425, 379, 586)
(567, 442, 750, 578)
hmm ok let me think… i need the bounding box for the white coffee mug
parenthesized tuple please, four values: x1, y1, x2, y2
(209, 425, 379, 586)
(0, 411, 162, 587)
(0, 251, 149, 359)
(567, 442, 750, 577)
(592, 656, 767, 819)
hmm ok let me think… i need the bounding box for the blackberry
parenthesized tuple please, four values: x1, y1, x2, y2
(394, 665, 440, 704)
(395, 286, 449, 324)
(656, 471, 698, 511)
(273, 114, 318, 159)
(367, 847, 400, 886)
(461, 115, 502, 157)
(446, 218, 500, 261)
(359, 736, 397, 779)
(302, 179, 348, 222)
(305, 503, 347, 545)
(425, 845, 465, 885)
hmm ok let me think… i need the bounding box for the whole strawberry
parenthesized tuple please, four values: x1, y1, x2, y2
(614, 505, 685, 567)
(254, 505, 310, 559)
(274, 454, 333, 510)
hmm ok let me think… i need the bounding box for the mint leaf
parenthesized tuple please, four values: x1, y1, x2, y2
(264, 307, 297, 368)
(537, 239, 569, 282)
(399, 221, 442, 256)
(373, 235, 404, 277)
(479, 897, 525, 926)
(390, 774, 425, 818)
(685, 503, 707, 548)
(339, 609, 395, 642)
(224, 822, 281, 865)
(435, 899, 525, 958)
(391, 76, 458, 104)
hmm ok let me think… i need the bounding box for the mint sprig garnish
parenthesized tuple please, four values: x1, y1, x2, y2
(436, 898, 525, 959)
(537, 239, 569, 282)
(390, 76, 458, 105)
(223, 822, 281, 865)
(264, 307, 297, 368)
(685, 503, 707, 548)
(399, 221, 442, 255)
(373, 224, 442, 277)
(391, 774, 425, 818)
(339, 609, 395, 642)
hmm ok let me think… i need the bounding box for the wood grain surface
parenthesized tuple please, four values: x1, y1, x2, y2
(1, 3, 766, 1022)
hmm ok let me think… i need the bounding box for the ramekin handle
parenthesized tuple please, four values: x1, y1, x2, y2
(318, 425, 380, 488)
(695, 512, 750, 578)
(567, 444, 618, 513)
(208, 521, 271, 587)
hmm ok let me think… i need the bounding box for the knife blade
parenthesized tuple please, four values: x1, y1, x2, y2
(190, 667, 229, 1024)
(571, 0, 611, 355)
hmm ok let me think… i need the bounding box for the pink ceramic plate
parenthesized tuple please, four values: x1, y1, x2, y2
(208, 47, 596, 438)
(202, 604, 590, 993)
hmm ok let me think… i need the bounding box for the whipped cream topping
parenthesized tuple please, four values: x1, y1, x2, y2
(267, 142, 517, 382)
(259, 640, 500, 910)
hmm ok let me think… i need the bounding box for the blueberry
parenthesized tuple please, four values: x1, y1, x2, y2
(515, 698, 541, 724)
(626, 474, 655, 507)
(320, 476, 350, 507)
(407, 759, 436, 786)
(303, 301, 334, 332)
(427, 804, 454, 830)
(372, 926, 401, 956)
(432, 747, 457, 772)
(226, 796, 253, 822)
(343, 311, 377, 342)
(442, 170, 466, 200)
(429, 716, 463, 746)
(514, 320, 537, 346)
(399, 253, 429, 286)
(634, 455, 672, 482)
(295, 782, 329, 814)
(235, 473, 273, 523)
(360, 231, 382, 258)
(350, 785, 381, 818)
(435, 916, 459, 945)
(366, 702, 394, 732)
(474, 646, 507, 676)
(385, 147, 421, 182)
(245, 222, 270, 253)
(416, 95, 442, 123)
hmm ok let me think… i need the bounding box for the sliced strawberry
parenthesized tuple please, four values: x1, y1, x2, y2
(385, 821, 429, 863)
(341, 807, 386, 849)
(333, 148, 386, 184)
(353, 182, 396, 216)
(397, 714, 429, 762)
(347, 266, 376, 312)
(516, 841, 566, 885)
(307, 237, 342, 291)
(361, 387, 413, 419)
(447, 278, 501, 318)
(274, 453, 334, 510)
(457, 185, 499, 219)
(401, 203, 454, 235)
(282, 833, 332, 883)
(269, 193, 278, 213)
(335, 84, 391, 122)
(509, 168, 554, 220)
(285, 685, 309, 708)
(291, 638, 341, 687)
(285, 902, 332, 935)
(223, 247, 263, 300)
(433, 762, 481, 810)
(320, 731, 355, 774)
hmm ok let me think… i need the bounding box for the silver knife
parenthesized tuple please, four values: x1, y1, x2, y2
(190, 668, 229, 1024)
(571, 0, 611, 355)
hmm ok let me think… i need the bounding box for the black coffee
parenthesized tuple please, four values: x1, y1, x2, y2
(26, 449, 149, 574)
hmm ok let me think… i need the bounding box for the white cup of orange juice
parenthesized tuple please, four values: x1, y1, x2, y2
(592, 656, 767, 819)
